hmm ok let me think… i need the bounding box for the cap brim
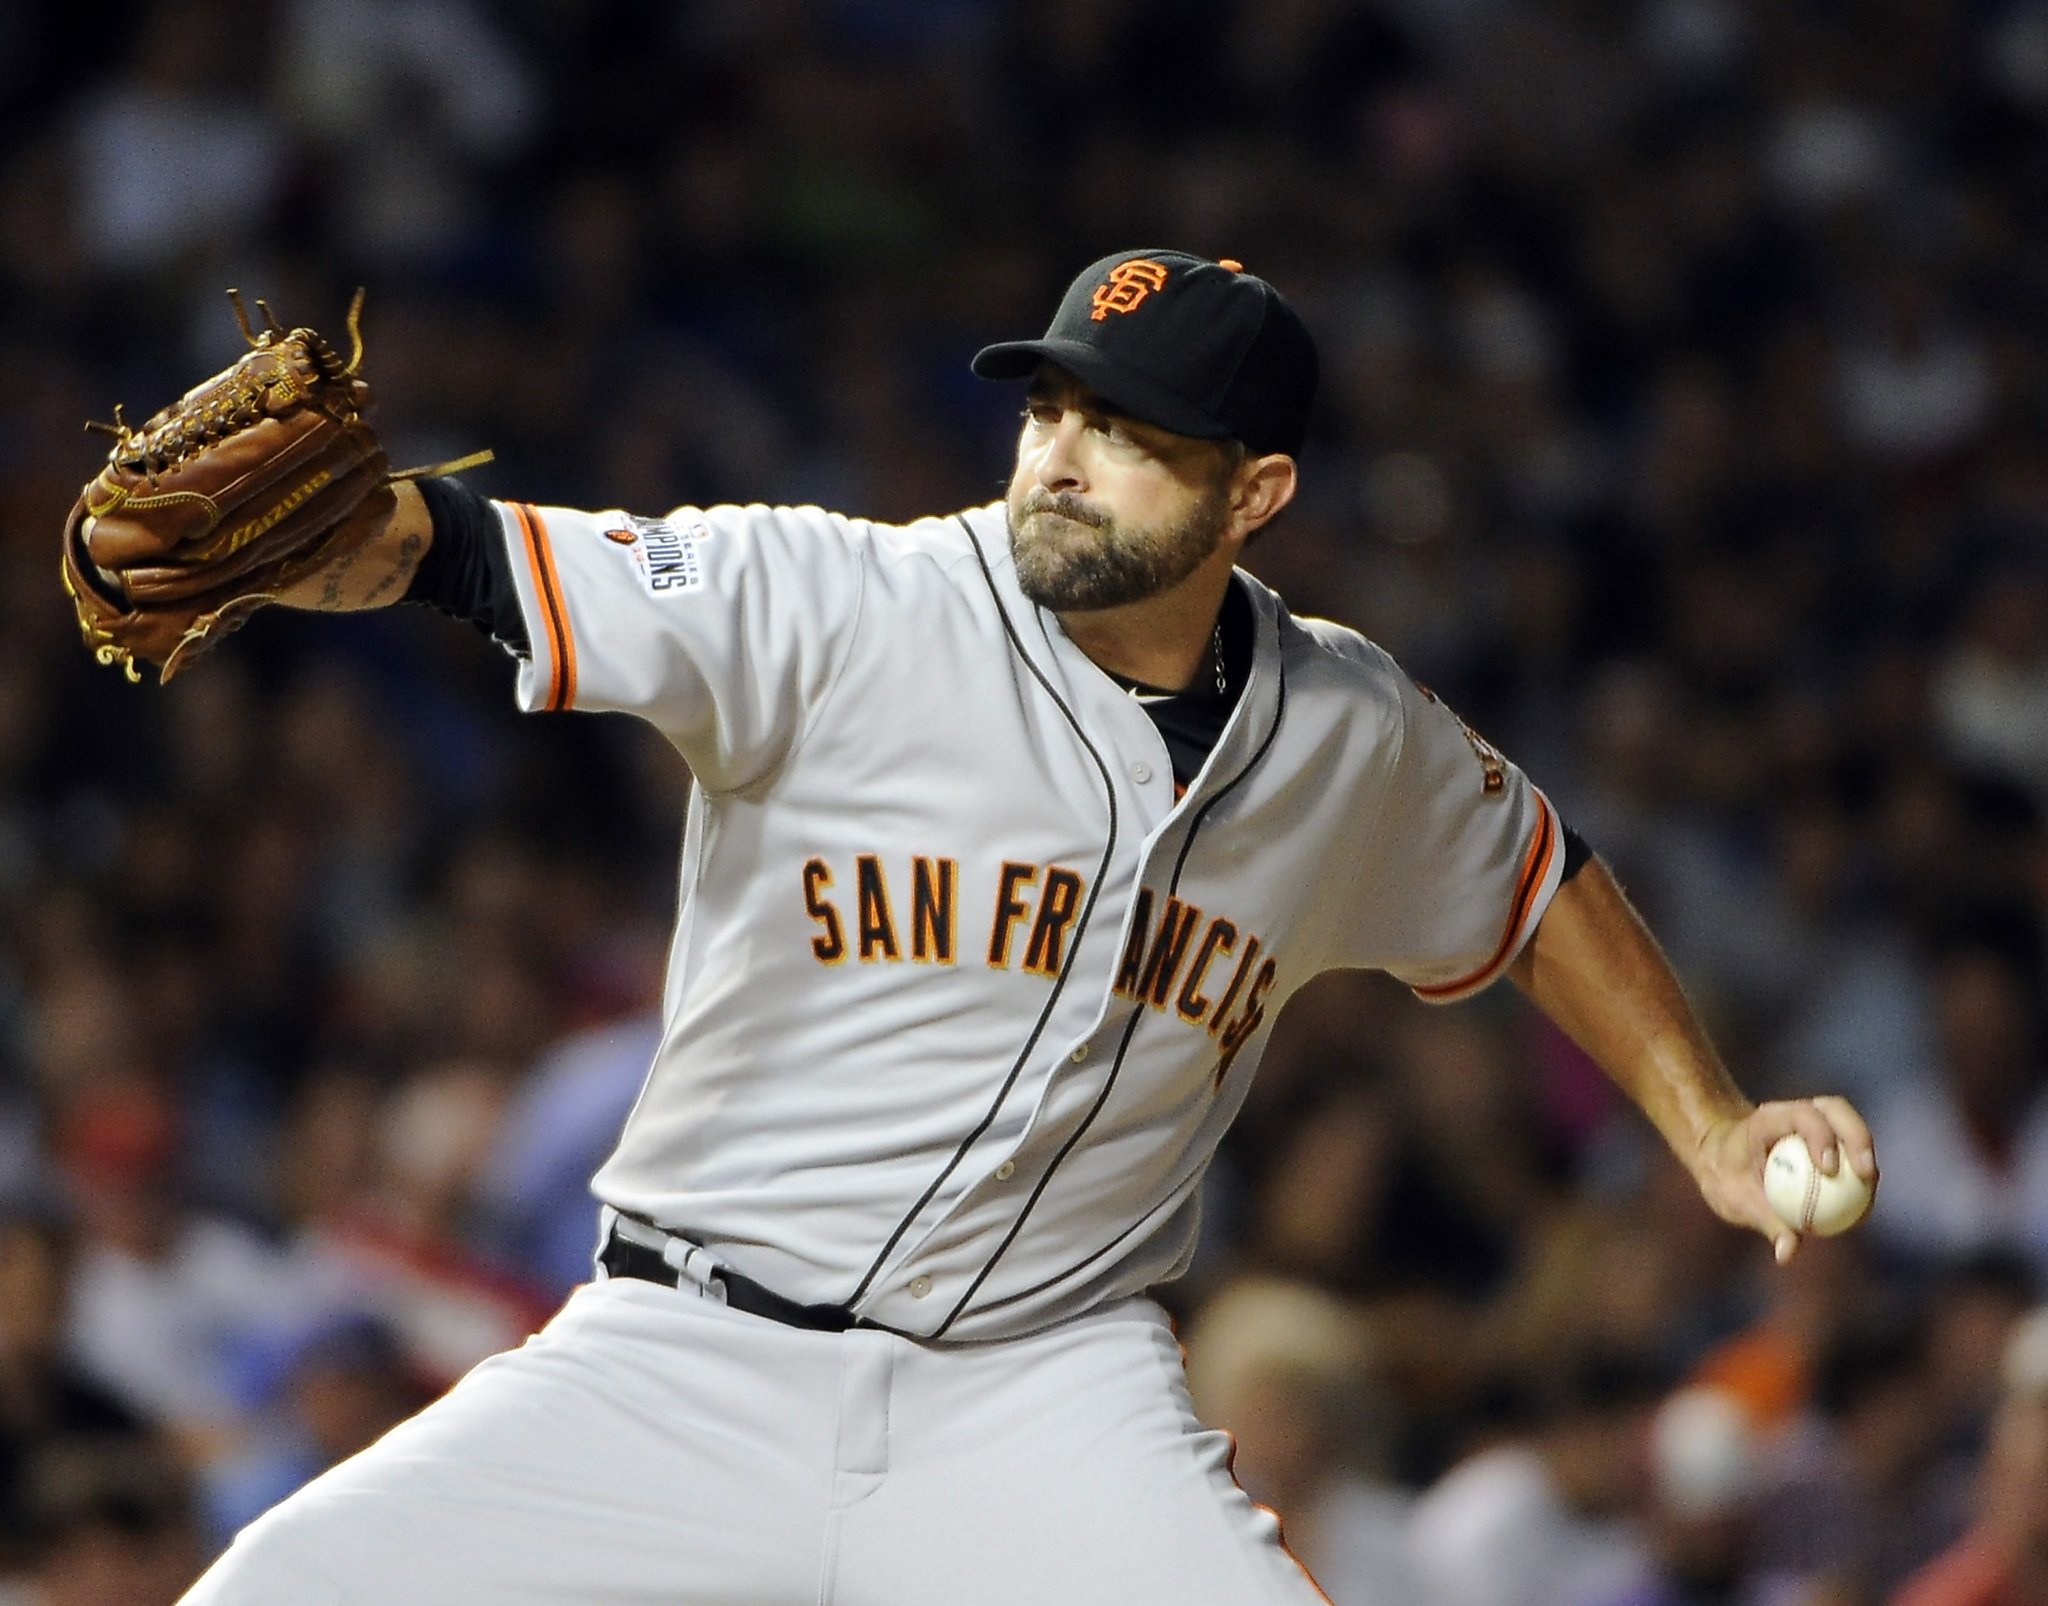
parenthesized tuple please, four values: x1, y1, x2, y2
(970, 338, 1233, 442)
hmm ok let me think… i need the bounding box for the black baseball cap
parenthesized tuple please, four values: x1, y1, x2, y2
(972, 249, 1319, 458)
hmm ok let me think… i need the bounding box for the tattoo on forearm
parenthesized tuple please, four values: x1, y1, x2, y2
(361, 532, 422, 606)
(317, 544, 363, 609)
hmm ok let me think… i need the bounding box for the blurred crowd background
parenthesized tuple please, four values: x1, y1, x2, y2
(6, 0, 2048, 1601)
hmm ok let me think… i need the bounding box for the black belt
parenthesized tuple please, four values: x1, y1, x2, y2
(599, 1225, 866, 1333)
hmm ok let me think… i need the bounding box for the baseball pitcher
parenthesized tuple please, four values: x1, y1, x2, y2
(63, 250, 1877, 1605)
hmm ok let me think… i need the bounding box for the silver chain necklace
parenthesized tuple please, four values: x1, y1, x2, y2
(1211, 624, 1227, 694)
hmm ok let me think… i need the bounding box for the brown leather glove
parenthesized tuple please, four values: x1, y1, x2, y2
(61, 290, 449, 682)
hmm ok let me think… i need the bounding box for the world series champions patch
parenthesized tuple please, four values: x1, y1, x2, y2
(604, 514, 715, 597)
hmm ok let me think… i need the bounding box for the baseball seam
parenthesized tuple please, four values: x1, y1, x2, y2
(1802, 1161, 1820, 1232)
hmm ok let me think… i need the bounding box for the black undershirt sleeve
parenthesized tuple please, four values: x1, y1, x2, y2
(1559, 821, 1592, 883)
(404, 476, 531, 656)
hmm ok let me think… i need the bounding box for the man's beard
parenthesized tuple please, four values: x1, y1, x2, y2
(1006, 486, 1229, 612)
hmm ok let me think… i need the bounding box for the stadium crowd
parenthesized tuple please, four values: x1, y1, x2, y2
(6, 0, 2048, 1600)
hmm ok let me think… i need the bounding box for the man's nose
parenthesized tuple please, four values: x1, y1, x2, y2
(1035, 415, 1086, 491)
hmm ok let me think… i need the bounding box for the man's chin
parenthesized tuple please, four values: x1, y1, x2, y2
(1009, 521, 1091, 588)
(1015, 558, 1154, 613)
(1012, 552, 1089, 610)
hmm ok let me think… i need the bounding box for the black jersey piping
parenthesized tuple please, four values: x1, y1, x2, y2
(842, 514, 1120, 1311)
(969, 1163, 1179, 1316)
(1165, 648, 1288, 890)
(933, 636, 1291, 1334)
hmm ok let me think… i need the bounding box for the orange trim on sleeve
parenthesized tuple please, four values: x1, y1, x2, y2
(510, 502, 576, 712)
(1412, 793, 1557, 1001)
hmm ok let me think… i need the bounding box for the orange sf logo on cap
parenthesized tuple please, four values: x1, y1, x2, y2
(1090, 259, 1170, 321)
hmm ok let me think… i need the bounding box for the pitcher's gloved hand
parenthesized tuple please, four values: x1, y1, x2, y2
(60, 289, 481, 681)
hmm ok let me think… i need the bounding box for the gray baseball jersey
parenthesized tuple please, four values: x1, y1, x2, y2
(496, 496, 1561, 1342)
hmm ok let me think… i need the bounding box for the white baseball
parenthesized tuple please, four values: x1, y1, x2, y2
(1763, 1134, 1872, 1236)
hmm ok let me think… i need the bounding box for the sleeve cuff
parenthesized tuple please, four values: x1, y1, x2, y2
(1408, 793, 1563, 1005)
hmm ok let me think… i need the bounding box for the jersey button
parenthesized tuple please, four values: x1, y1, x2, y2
(1070, 1044, 1089, 1063)
(995, 1160, 1016, 1181)
(1131, 761, 1154, 784)
(908, 1274, 933, 1299)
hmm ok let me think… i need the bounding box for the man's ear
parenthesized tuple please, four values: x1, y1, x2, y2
(1230, 454, 1299, 543)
